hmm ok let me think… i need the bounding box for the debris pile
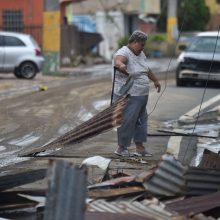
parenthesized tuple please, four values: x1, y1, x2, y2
(0, 101, 219, 219)
(1, 150, 220, 219)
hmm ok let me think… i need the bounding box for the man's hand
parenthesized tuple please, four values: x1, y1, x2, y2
(118, 63, 127, 73)
(147, 68, 161, 93)
(154, 81, 161, 93)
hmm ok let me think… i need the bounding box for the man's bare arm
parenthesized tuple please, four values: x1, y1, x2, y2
(148, 68, 161, 93)
(115, 55, 129, 75)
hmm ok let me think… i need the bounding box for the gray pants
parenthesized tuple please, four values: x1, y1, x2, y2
(113, 94, 148, 149)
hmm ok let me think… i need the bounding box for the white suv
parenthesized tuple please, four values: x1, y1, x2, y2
(176, 31, 220, 86)
(0, 31, 44, 79)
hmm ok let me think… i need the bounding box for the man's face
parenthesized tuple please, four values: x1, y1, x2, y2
(133, 41, 145, 55)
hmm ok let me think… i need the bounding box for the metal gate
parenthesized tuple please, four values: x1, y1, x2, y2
(0, 9, 43, 47)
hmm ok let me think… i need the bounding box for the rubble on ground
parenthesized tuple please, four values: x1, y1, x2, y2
(0, 108, 219, 220)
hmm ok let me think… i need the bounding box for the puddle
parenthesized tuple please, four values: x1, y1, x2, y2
(0, 146, 6, 151)
(58, 124, 74, 135)
(0, 153, 30, 168)
(8, 133, 40, 147)
(93, 99, 109, 111)
(77, 107, 93, 121)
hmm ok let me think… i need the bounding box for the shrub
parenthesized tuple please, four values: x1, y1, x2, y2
(147, 33, 166, 43)
(117, 36, 129, 48)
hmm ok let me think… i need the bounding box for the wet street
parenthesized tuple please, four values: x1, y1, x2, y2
(0, 66, 219, 173)
(0, 64, 220, 220)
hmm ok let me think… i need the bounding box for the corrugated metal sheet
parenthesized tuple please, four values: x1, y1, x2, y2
(88, 176, 136, 189)
(44, 160, 87, 220)
(0, 169, 46, 192)
(184, 167, 220, 196)
(20, 97, 128, 157)
(88, 200, 174, 220)
(140, 154, 220, 197)
(166, 191, 220, 215)
(88, 187, 145, 199)
(143, 154, 187, 196)
(85, 211, 151, 220)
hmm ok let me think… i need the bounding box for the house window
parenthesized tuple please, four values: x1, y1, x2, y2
(2, 10, 24, 32)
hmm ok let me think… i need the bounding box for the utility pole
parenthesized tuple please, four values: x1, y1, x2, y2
(167, 0, 178, 44)
(43, 0, 61, 74)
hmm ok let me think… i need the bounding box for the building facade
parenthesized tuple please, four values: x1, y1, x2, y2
(205, 0, 220, 30)
(70, 0, 160, 60)
(0, 0, 44, 46)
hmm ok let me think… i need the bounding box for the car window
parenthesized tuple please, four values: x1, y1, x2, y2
(187, 36, 220, 53)
(4, 36, 25, 47)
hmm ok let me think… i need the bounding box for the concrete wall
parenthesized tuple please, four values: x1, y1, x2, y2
(96, 11, 124, 61)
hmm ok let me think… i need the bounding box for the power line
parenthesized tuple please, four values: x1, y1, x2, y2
(182, 26, 220, 163)
(148, 0, 188, 117)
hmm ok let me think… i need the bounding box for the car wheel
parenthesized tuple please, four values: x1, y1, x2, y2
(14, 69, 23, 79)
(19, 62, 37, 79)
(176, 67, 186, 87)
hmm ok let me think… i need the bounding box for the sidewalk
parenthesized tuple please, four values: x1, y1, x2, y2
(59, 57, 178, 76)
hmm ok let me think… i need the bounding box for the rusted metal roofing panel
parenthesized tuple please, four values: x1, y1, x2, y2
(198, 149, 220, 169)
(88, 187, 145, 199)
(88, 200, 174, 220)
(88, 176, 136, 189)
(20, 97, 128, 157)
(184, 167, 220, 196)
(166, 191, 220, 215)
(143, 154, 187, 196)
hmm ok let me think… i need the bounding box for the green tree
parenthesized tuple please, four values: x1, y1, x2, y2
(157, 0, 210, 32)
(178, 0, 210, 31)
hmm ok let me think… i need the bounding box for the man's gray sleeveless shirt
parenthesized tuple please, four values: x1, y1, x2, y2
(113, 46, 150, 96)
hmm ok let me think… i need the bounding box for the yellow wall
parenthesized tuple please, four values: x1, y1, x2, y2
(43, 11, 60, 52)
(205, 0, 220, 14)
